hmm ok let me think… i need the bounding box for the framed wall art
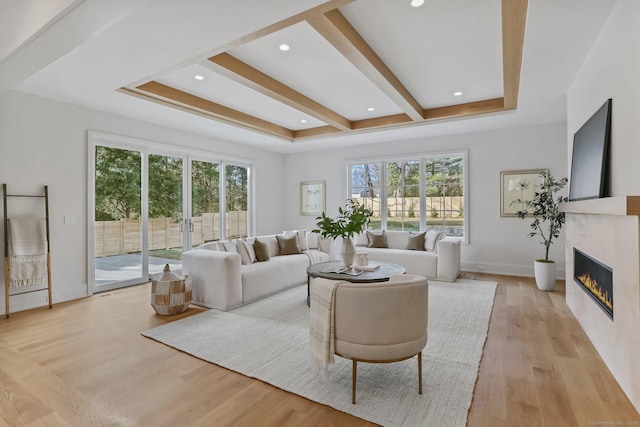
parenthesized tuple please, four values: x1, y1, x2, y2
(300, 180, 325, 216)
(500, 169, 547, 217)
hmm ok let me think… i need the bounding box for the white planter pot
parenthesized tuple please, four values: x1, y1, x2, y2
(340, 238, 356, 267)
(534, 260, 556, 291)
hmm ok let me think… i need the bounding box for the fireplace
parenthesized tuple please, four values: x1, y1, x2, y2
(573, 248, 613, 319)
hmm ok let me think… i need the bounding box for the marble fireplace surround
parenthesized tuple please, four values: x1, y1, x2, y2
(561, 196, 640, 413)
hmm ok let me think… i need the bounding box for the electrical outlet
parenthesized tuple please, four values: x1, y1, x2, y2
(64, 215, 76, 224)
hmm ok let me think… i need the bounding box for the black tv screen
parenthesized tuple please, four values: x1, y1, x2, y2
(569, 99, 612, 201)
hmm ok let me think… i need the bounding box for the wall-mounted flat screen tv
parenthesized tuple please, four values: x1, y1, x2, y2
(568, 98, 612, 201)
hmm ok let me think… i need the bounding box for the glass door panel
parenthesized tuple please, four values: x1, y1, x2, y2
(94, 146, 144, 288)
(148, 154, 183, 275)
(191, 160, 220, 248)
(225, 165, 249, 239)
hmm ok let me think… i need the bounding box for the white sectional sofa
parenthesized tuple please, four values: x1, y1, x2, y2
(182, 229, 461, 312)
(353, 230, 461, 282)
(182, 231, 330, 311)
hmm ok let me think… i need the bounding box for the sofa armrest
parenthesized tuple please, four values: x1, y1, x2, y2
(436, 237, 461, 281)
(182, 249, 242, 311)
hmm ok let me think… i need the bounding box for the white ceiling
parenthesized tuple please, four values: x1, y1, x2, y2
(0, 0, 619, 153)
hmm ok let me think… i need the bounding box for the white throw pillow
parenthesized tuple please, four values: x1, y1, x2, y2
(236, 239, 252, 264)
(425, 230, 445, 252)
(242, 239, 256, 264)
(222, 240, 238, 253)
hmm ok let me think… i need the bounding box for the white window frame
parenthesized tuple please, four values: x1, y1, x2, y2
(346, 149, 468, 243)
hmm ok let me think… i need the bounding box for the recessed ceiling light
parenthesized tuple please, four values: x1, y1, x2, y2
(454, 91, 463, 96)
(301, 119, 307, 123)
(194, 75, 204, 80)
(367, 107, 375, 111)
(411, 0, 425, 7)
(279, 44, 290, 51)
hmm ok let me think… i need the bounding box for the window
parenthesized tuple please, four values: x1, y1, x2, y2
(348, 152, 467, 239)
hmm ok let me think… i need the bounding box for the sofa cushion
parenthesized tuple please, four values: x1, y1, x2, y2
(277, 234, 302, 255)
(406, 232, 426, 251)
(236, 240, 252, 265)
(367, 230, 388, 248)
(254, 238, 270, 262)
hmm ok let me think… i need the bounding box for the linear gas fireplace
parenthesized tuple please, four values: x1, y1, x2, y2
(573, 248, 613, 319)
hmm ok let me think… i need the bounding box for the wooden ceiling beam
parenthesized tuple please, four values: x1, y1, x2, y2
(205, 53, 352, 131)
(502, 0, 528, 110)
(133, 81, 294, 140)
(307, 9, 425, 122)
(423, 98, 505, 120)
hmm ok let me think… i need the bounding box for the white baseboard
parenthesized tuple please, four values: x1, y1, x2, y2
(462, 261, 566, 280)
(2, 287, 88, 316)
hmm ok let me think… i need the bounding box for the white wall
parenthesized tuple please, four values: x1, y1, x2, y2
(0, 90, 286, 314)
(283, 122, 568, 277)
(567, 0, 640, 413)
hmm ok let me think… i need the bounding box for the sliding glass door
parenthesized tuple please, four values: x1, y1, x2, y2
(89, 132, 253, 292)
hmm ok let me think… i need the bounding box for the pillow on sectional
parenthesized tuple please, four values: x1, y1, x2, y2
(222, 240, 238, 253)
(425, 230, 446, 252)
(236, 240, 252, 265)
(284, 229, 309, 251)
(277, 234, 302, 255)
(367, 230, 388, 248)
(406, 231, 426, 251)
(242, 239, 257, 264)
(253, 239, 270, 262)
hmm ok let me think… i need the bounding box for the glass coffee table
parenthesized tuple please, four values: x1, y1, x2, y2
(306, 260, 406, 306)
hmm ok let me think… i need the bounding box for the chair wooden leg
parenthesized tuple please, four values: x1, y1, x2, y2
(418, 351, 423, 394)
(352, 360, 357, 404)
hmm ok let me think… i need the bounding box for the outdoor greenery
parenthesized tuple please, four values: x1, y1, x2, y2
(313, 199, 374, 239)
(95, 147, 248, 222)
(514, 170, 568, 262)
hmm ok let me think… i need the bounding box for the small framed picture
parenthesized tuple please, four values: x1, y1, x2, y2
(300, 180, 325, 216)
(500, 169, 547, 217)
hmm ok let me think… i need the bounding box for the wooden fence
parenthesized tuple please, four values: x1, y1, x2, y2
(354, 196, 463, 218)
(95, 211, 247, 257)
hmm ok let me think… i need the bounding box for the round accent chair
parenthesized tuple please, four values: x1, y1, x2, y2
(311, 274, 428, 404)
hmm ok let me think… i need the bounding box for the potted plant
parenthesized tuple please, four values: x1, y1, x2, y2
(312, 199, 373, 267)
(514, 170, 568, 291)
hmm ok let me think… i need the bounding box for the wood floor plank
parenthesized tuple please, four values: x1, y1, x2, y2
(0, 276, 638, 426)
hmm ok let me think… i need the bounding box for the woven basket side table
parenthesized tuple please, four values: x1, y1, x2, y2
(150, 269, 192, 315)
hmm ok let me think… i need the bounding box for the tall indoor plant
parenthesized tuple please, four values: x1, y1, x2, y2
(514, 170, 568, 291)
(312, 199, 373, 267)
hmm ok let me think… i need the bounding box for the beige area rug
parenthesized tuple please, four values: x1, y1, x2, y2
(142, 279, 497, 427)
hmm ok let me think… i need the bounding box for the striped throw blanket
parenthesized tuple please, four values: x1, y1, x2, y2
(8, 216, 47, 287)
(309, 277, 341, 380)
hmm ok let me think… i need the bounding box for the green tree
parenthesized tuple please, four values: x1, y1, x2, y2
(148, 154, 183, 220)
(192, 161, 220, 215)
(95, 146, 141, 221)
(225, 165, 248, 211)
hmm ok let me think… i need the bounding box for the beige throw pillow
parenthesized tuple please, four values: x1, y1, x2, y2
(284, 229, 309, 251)
(253, 239, 270, 262)
(406, 232, 426, 251)
(367, 230, 388, 248)
(277, 234, 302, 255)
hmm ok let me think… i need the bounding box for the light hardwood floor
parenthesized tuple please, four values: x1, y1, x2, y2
(0, 273, 638, 426)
